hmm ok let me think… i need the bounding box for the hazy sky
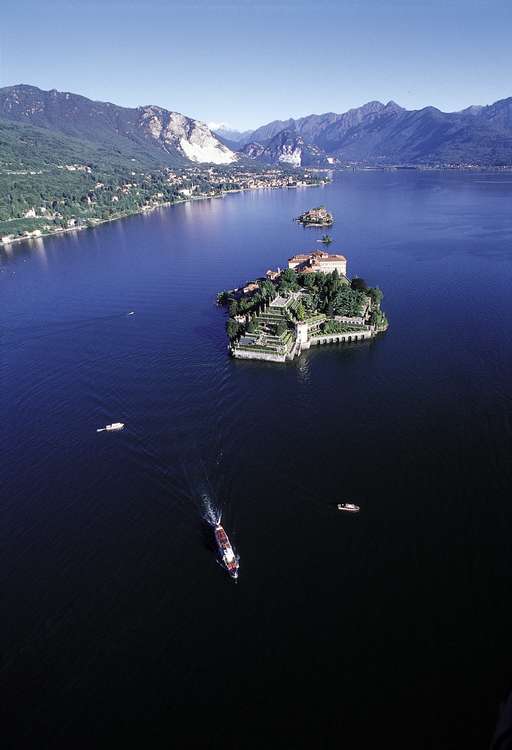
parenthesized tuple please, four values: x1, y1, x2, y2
(1, 0, 511, 129)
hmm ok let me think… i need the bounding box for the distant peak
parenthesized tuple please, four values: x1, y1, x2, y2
(359, 100, 385, 110)
(459, 104, 483, 115)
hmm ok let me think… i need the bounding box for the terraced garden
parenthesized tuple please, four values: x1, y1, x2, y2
(219, 264, 388, 362)
(234, 302, 295, 357)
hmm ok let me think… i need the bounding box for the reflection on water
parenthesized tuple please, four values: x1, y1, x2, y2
(296, 353, 311, 385)
(31, 237, 48, 268)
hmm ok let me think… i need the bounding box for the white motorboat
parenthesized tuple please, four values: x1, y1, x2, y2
(337, 503, 360, 513)
(97, 422, 125, 433)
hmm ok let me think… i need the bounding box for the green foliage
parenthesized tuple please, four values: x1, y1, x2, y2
(331, 286, 366, 316)
(279, 268, 297, 285)
(295, 301, 306, 321)
(370, 308, 388, 328)
(246, 319, 257, 333)
(276, 320, 287, 337)
(259, 279, 276, 300)
(321, 320, 362, 334)
(321, 234, 332, 245)
(367, 286, 383, 305)
(301, 273, 316, 290)
(295, 270, 363, 316)
(226, 319, 241, 340)
(300, 293, 318, 313)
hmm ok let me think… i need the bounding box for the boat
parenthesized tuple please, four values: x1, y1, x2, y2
(214, 523, 239, 579)
(96, 422, 125, 433)
(337, 503, 360, 513)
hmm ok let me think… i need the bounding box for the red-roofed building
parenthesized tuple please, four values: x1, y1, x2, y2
(288, 250, 347, 276)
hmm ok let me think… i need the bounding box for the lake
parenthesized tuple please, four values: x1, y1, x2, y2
(2, 171, 512, 748)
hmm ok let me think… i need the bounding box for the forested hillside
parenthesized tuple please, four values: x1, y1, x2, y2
(0, 116, 320, 241)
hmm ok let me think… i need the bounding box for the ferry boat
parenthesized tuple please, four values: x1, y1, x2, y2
(337, 503, 360, 513)
(97, 422, 125, 433)
(214, 523, 239, 579)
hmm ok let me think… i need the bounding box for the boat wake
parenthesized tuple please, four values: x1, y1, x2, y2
(202, 495, 221, 527)
(179, 444, 238, 578)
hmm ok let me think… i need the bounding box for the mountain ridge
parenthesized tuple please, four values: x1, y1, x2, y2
(0, 84, 237, 166)
(229, 96, 512, 166)
(2, 84, 512, 167)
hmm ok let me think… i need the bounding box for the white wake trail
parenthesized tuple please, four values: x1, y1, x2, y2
(202, 494, 221, 527)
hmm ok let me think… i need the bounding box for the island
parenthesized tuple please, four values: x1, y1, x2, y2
(217, 250, 388, 362)
(297, 206, 334, 226)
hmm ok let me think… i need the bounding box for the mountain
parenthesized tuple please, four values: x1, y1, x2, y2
(2, 84, 512, 169)
(241, 129, 331, 167)
(0, 85, 237, 166)
(478, 97, 512, 130)
(210, 124, 253, 143)
(250, 102, 401, 145)
(239, 97, 512, 166)
(239, 118, 295, 146)
(326, 100, 512, 164)
(239, 101, 406, 166)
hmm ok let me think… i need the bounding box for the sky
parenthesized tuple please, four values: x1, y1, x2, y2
(1, 0, 511, 130)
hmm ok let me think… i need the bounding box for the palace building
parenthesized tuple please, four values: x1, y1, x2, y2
(288, 250, 347, 277)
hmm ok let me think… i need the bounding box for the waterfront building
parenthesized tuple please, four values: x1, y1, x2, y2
(288, 250, 347, 276)
(243, 282, 259, 294)
(265, 268, 281, 281)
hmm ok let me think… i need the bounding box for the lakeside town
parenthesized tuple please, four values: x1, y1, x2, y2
(218, 213, 388, 362)
(0, 164, 330, 246)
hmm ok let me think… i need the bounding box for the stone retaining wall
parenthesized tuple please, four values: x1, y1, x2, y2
(232, 347, 287, 362)
(231, 325, 382, 362)
(309, 328, 375, 347)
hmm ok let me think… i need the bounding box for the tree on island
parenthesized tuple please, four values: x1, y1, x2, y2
(226, 319, 241, 340)
(367, 286, 383, 306)
(277, 268, 299, 294)
(321, 234, 333, 245)
(259, 279, 276, 300)
(294, 301, 306, 321)
(280, 268, 297, 285)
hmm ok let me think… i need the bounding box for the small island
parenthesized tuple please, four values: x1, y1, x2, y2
(297, 206, 334, 227)
(218, 250, 388, 362)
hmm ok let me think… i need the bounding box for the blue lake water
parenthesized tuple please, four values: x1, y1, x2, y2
(2, 172, 512, 748)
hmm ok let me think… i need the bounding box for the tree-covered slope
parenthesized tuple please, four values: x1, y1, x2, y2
(0, 85, 236, 166)
(0, 115, 171, 172)
(0, 116, 218, 234)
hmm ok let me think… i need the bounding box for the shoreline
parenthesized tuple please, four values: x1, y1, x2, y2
(0, 181, 326, 250)
(4, 164, 509, 251)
